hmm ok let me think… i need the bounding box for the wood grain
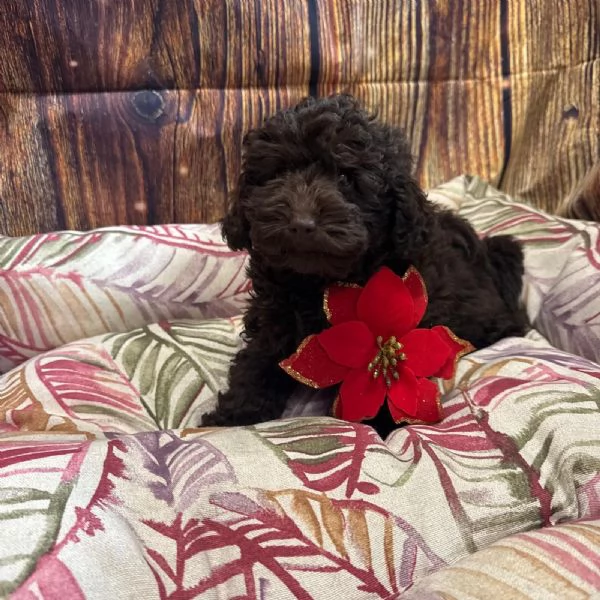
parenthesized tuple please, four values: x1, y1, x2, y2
(0, 0, 309, 93)
(1, 91, 178, 234)
(0, 0, 598, 236)
(0, 95, 61, 234)
(0, 0, 311, 235)
(172, 87, 310, 224)
(502, 66, 599, 212)
(503, 0, 600, 212)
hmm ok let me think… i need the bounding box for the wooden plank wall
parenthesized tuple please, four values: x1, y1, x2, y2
(0, 0, 598, 236)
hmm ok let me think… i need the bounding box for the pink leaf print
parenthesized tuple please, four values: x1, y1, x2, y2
(0, 225, 249, 371)
(125, 431, 237, 511)
(254, 421, 383, 497)
(0, 441, 85, 471)
(388, 394, 547, 555)
(11, 555, 85, 600)
(141, 493, 399, 600)
(194, 489, 446, 598)
(33, 343, 153, 433)
(12, 440, 126, 597)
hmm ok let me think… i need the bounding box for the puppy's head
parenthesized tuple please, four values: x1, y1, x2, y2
(222, 94, 430, 280)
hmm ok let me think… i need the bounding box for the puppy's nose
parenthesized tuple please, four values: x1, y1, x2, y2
(288, 216, 317, 235)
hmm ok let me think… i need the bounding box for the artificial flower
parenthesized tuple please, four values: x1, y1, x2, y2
(279, 267, 473, 424)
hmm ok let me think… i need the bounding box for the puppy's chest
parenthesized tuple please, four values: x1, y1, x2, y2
(289, 292, 329, 341)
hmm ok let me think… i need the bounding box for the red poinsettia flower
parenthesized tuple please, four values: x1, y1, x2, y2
(279, 267, 474, 425)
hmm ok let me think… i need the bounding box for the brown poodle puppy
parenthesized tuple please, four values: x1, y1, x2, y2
(202, 94, 529, 437)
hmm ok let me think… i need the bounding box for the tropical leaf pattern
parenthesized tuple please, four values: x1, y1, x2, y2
(454, 176, 600, 365)
(403, 519, 600, 600)
(0, 318, 244, 436)
(1, 177, 600, 598)
(0, 224, 250, 373)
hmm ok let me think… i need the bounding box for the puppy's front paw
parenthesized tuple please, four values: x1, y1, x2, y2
(200, 405, 237, 428)
(200, 390, 253, 427)
(200, 410, 224, 427)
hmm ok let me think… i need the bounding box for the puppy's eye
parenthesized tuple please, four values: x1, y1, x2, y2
(339, 174, 349, 186)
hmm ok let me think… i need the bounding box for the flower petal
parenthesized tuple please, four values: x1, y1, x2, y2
(400, 328, 452, 377)
(388, 375, 442, 424)
(280, 335, 349, 388)
(318, 321, 376, 369)
(336, 368, 386, 421)
(402, 266, 428, 327)
(324, 284, 362, 325)
(431, 325, 475, 379)
(413, 378, 443, 423)
(386, 366, 419, 418)
(357, 267, 415, 339)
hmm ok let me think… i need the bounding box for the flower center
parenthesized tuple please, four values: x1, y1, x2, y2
(368, 336, 407, 388)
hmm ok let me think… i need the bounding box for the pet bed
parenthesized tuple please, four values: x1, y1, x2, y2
(2, 1, 600, 596)
(1, 176, 600, 599)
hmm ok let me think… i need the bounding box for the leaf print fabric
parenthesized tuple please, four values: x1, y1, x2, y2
(453, 176, 600, 364)
(1, 177, 600, 598)
(0, 224, 250, 373)
(403, 519, 600, 600)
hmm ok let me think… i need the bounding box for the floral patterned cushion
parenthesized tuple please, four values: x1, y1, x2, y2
(1, 176, 600, 598)
(0, 224, 250, 373)
(403, 518, 600, 600)
(434, 176, 600, 364)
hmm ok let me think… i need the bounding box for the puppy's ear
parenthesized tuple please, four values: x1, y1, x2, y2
(363, 122, 434, 261)
(389, 176, 435, 262)
(221, 183, 251, 251)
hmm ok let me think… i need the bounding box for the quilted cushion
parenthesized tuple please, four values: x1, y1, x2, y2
(2, 331, 600, 597)
(1, 176, 600, 597)
(2, 177, 599, 374)
(404, 519, 600, 599)
(0, 224, 250, 373)
(434, 176, 600, 364)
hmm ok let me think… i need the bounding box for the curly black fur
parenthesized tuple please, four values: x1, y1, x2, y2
(202, 94, 529, 437)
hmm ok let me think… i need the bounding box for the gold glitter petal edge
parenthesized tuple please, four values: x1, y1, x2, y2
(439, 326, 476, 379)
(323, 287, 332, 322)
(322, 281, 362, 323)
(330, 393, 369, 424)
(279, 335, 322, 389)
(402, 265, 429, 307)
(390, 388, 443, 426)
